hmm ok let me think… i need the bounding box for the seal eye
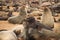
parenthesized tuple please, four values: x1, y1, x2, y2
(37, 17, 41, 20)
(38, 14, 42, 16)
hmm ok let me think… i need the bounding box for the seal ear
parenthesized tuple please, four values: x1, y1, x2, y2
(13, 29, 21, 36)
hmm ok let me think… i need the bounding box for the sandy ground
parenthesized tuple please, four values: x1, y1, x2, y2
(0, 12, 20, 30)
(0, 20, 18, 30)
(0, 20, 60, 29)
